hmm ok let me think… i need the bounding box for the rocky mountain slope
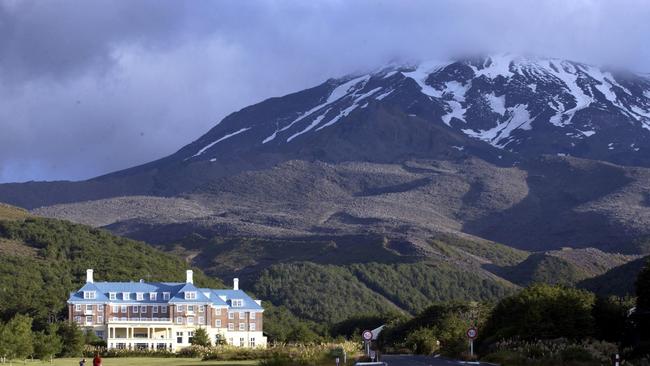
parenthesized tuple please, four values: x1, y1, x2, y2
(3, 54, 650, 307)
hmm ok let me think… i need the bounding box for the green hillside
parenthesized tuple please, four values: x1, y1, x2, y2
(0, 216, 223, 327)
(579, 256, 649, 296)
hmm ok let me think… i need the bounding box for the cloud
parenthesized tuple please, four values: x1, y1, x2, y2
(0, 0, 649, 182)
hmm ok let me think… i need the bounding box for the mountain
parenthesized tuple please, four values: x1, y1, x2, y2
(2, 54, 650, 315)
(4, 54, 650, 209)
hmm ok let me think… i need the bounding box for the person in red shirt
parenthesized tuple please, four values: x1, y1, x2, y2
(93, 353, 102, 366)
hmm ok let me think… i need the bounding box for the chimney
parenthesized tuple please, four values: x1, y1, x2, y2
(186, 270, 193, 284)
(86, 269, 94, 283)
(233, 278, 239, 291)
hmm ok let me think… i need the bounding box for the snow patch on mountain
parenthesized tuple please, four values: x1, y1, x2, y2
(463, 104, 531, 148)
(486, 93, 506, 115)
(192, 127, 251, 157)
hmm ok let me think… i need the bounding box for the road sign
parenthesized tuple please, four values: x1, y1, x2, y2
(467, 327, 478, 339)
(362, 329, 373, 341)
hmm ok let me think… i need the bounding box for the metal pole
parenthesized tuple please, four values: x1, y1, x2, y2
(615, 353, 620, 366)
(470, 339, 474, 357)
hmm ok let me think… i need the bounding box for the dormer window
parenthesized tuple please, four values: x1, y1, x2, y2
(123, 292, 130, 300)
(163, 292, 170, 300)
(83, 291, 96, 300)
(109, 292, 116, 300)
(231, 299, 244, 307)
(136, 292, 144, 301)
(185, 291, 197, 300)
(150, 292, 157, 300)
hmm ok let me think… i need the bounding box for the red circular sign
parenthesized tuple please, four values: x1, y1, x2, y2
(362, 330, 373, 341)
(467, 327, 478, 339)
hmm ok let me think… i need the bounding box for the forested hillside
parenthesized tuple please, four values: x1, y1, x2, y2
(0, 205, 223, 328)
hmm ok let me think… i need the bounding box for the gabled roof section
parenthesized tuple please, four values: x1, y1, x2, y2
(199, 288, 229, 306)
(68, 282, 109, 303)
(212, 289, 263, 310)
(168, 283, 211, 303)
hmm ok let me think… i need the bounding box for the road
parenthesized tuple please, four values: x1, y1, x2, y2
(381, 354, 496, 366)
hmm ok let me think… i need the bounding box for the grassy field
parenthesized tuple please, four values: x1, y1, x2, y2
(18, 359, 258, 366)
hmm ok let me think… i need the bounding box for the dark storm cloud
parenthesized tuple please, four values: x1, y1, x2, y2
(1, 0, 649, 182)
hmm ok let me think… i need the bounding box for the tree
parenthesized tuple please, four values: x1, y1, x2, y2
(58, 322, 84, 357)
(482, 284, 595, 343)
(0, 314, 34, 360)
(34, 324, 62, 360)
(191, 327, 211, 347)
(636, 259, 650, 311)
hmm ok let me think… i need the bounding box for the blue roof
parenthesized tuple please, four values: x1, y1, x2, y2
(68, 282, 263, 311)
(212, 289, 263, 310)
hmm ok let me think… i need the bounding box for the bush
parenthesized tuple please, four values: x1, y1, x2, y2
(484, 338, 617, 366)
(482, 284, 595, 343)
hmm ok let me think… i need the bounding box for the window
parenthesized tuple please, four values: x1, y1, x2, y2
(177, 305, 184, 312)
(228, 323, 234, 331)
(250, 312, 256, 319)
(240, 338, 245, 347)
(231, 299, 243, 307)
(97, 316, 104, 324)
(86, 304, 93, 312)
(85, 316, 92, 324)
(112, 305, 118, 313)
(188, 331, 195, 344)
(239, 323, 245, 331)
(199, 305, 204, 313)
(132, 306, 139, 313)
(98, 304, 104, 311)
(84, 291, 96, 299)
(176, 317, 183, 324)
(120, 305, 127, 313)
(75, 316, 81, 323)
(187, 317, 194, 325)
(215, 319, 222, 328)
(109, 292, 116, 300)
(185, 291, 196, 300)
(161, 306, 167, 313)
(176, 332, 183, 344)
(250, 338, 256, 348)
(149, 292, 157, 301)
(75, 304, 81, 312)
(249, 323, 256, 331)
(120, 317, 126, 321)
(216, 308, 221, 315)
(187, 305, 194, 313)
(122, 292, 130, 300)
(163, 292, 170, 300)
(140, 306, 146, 313)
(152, 306, 158, 314)
(198, 316, 204, 324)
(112, 316, 118, 322)
(228, 312, 234, 320)
(239, 311, 245, 319)
(136, 293, 144, 301)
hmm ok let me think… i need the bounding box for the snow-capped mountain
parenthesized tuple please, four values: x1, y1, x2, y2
(180, 54, 650, 166)
(4, 54, 650, 212)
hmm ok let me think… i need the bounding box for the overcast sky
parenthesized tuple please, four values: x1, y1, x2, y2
(1, 0, 649, 183)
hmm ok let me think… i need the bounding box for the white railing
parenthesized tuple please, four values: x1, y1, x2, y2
(108, 318, 171, 323)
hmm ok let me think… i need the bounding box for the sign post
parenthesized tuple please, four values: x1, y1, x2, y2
(335, 357, 340, 366)
(466, 327, 478, 357)
(362, 330, 373, 357)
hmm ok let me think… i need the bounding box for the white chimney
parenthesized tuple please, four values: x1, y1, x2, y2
(86, 269, 94, 283)
(186, 270, 193, 284)
(233, 278, 239, 291)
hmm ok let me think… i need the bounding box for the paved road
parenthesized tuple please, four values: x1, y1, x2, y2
(381, 354, 496, 366)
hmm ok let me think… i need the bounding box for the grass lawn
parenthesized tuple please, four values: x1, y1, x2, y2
(18, 358, 258, 366)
